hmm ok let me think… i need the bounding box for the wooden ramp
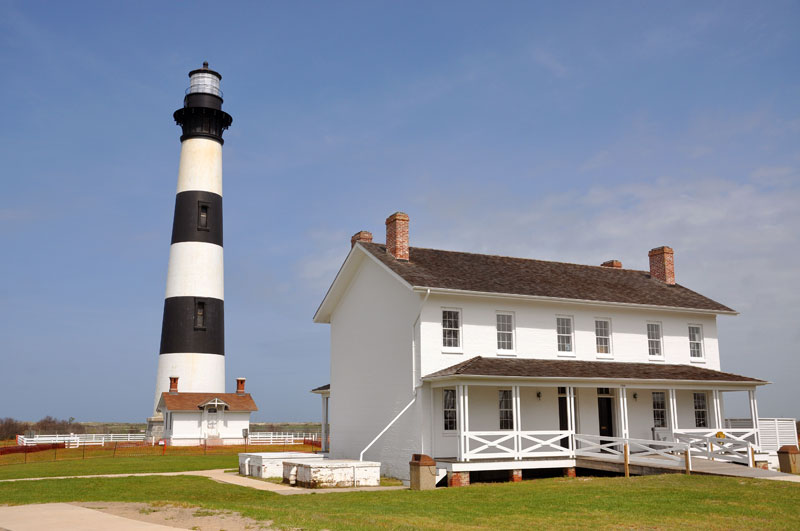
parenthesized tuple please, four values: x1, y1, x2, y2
(577, 453, 800, 483)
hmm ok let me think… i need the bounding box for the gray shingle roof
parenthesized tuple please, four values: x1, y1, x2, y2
(360, 242, 734, 313)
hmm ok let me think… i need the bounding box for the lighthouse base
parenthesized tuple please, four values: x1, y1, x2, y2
(153, 352, 226, 414)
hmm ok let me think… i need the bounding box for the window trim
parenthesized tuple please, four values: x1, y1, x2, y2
(556, 315, 575, 357)
(441, 308, 463, 353)
(646, 321, 664, 360)
(594, 317, 613, 358)
(496, 311, 516, 355)
(688, 324, 705, 362)
(442, 388, 457, 433)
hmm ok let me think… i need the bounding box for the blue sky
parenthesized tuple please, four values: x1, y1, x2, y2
(1, 1, 798, 422)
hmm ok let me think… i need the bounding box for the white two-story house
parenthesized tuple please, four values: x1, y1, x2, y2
(312, 212, 767, 483)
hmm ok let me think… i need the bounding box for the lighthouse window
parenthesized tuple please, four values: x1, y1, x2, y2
(198, 202, 210, 231)
(194, 300, 206, 330)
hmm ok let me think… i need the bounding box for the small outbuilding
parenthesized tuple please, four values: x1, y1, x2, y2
(155, 376, 257, 445)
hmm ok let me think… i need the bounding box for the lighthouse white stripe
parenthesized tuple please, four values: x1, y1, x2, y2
(153, 353, 226, 413)
(176, 137, 223, 196)
(165, 241, 224, 300)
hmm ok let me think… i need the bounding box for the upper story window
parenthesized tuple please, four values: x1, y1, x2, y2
(442, 309, 461, 350)
(693, 392, 708, 428)
(689, 325, 704, 359)
(652, 392, 666, 428)
(647, 322, 663, 357)
(443, 389, 457, 431)
(197, 201, 210, 231)
(595, 319, 611, 356)
(194, 299, 206, 330)
(496, 312, 514, 352)
(556, 316, 574, 354)
(499, 390, 514, 430)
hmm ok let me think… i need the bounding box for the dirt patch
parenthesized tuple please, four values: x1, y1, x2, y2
(76, 501, 273, 530)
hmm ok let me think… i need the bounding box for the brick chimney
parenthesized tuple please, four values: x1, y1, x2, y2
(601, 260, 622, 268)
(385, 212, 409, 261)
(236, 377, 246, 395)
(350, 230, 373, 248)
(648, 246, 675, 285)
(168, 376, 179, 394)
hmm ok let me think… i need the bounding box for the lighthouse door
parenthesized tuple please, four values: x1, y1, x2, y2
(206, 407, 219, 436)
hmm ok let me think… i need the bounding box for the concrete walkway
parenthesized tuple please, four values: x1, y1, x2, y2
(0, 503, 180, 530)
(0, 469, 408, 496)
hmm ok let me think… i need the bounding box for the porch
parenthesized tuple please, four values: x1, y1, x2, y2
(430, 382, 763, 470)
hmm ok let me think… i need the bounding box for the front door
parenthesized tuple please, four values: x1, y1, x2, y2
(206, 407, 219, 437)
(558, 387, 569, 448)
(597, 394, 614, 438)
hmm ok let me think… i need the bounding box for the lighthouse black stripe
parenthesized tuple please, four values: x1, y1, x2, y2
(159, 297, 224, 355)
(171, 191, 223, 246)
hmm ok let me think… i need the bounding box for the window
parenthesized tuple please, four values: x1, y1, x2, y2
(496, 313, 514, 351)
(197, 202, 210, 230)
(557, 317, 573, 353)
(499, 390, 514, 430)
(595, 319, 611, 355)
(689, 325, 704, 359)
(647, 323, 662, 357)
(443, 389, 457, 431)
(652, 392, 666, 428)
(442, 309, 461, 349)
(693, 392, 708, 428)
(194, 299, 206, 329)
(597, 387, 612, 396)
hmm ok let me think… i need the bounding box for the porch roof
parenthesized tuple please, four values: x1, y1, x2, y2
(423, 356, 766, 384)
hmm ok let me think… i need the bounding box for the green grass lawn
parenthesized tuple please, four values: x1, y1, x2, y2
(1, 474, 798, 529)
(0, 455, 238, 480)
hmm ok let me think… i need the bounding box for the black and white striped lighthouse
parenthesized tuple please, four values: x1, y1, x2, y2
(153, 63, 233, 414)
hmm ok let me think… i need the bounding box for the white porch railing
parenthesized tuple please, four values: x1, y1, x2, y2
(463, 430, 571, 460)
(675, 434, 752, 466)
(16, 433, 146, 447)
(673, 428, 757, 447)
(247, 432, 319, 445)
(574, 434, 690, 468)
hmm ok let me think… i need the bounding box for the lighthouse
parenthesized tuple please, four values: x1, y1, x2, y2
(152, 63, 233, 415)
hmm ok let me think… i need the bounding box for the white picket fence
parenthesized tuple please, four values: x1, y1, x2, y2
(16, 433, 145, 448)
(246, 432, 319, 445)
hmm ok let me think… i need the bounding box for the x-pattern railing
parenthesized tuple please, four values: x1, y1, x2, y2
(675, 434, 752, 466)
(464, 431, 517, 460)
(575, 434, 689, 465)
(518, 431, 572, 457)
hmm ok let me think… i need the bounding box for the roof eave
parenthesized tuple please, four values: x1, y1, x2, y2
(411, 286, 738, 315)
(421, 373, 767, 386)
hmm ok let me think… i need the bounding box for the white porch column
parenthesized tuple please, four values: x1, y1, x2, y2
(749, 389, 761, 448)
(512, 385, 521, 460)
(456, 385, 464, 461)
(618, 386, 629, 439)
(321, 396, 329, 452)
(463, 384, 470, 461)
(711, 390, 723, 430)
(668, 389, 679, 440)
(567, 386, 576, 452)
